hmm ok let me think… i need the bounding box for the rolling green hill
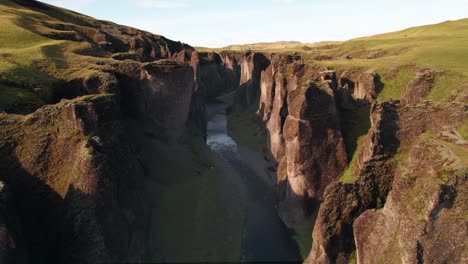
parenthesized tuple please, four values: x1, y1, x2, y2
(200, 18, 468, 103)
(0, 0, 189, 114)
(1, 0, 467, 115)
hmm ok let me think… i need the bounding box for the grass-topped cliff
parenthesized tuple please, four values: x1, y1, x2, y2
(200, 18, 468, 103)
(0, 1, 466, 263)
(0, 0, 191, 114)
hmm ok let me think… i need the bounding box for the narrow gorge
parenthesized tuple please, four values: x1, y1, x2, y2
(0, 1, 467, 263)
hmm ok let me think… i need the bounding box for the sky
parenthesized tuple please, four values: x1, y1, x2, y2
(40, 0, 467, 47)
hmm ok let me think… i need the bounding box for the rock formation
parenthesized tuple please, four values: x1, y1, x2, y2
(0, 1, 466, 264)
(308, 101, 467, 263)
(0, 95, 149, 262)
(234, 54, 349, 227)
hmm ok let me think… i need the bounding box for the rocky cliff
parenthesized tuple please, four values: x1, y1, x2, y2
(308, 101, 467, 263)
(225, 53, 347, 227)
(224, 51, 467, 263)
(0, 95, 149, 262)
(0, 1, 467, 263)
(0, 1, 205, 262)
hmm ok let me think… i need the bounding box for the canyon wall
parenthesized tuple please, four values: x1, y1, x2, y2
(227, 52, 467, 263)
(309, 101, 467, 263)
(1, 2, 466, 263)
(0, 2, 205, 261)
(0, 95, 147, 262)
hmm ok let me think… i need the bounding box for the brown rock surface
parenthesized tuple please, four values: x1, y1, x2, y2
(401, 68, 437, 104)
(0, 95, 147, 263)
(308, 100, 467, 263)
(243, 54, 348, 227)
(198, 52, 241, 98)
(236, 52, 270, 108)
(354, 134, 467, 264)
(353, 72, 378, 104)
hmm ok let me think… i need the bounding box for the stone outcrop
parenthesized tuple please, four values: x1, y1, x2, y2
(0, 3, 209, 263)
(0, 95, 149, 263)
(198, 52, 241, 98)
(236, 54, 348, 227)
(353, 72, 378, 104)
(14, 0, 192, 63)
(354, 134, 467, 264)
(401, 68, 436, 104)
(236, 52, 271, 108)
(308, 101, 467, 264)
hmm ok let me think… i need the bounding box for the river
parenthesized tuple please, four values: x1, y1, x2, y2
(206, 103, 301, 262)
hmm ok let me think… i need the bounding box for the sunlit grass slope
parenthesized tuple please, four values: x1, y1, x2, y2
(202, 18, 468, 103)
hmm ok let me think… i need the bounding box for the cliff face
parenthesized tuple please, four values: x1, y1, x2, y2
(116, 59, 199, 140)
(1, 2, 467, 263)
(198, 52, 241, 98)
(228, 51, 466, 263)
(353, 103, 467, 264)
(234, 54, 348, 227)
(0, 95, 150, 263)
(308, 101, 467, 263)
(0, 1, 205, 262)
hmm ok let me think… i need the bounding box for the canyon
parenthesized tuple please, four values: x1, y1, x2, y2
(0, 0, 467, 263)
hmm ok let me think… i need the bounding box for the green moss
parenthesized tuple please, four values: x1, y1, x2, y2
(377, 68, 415, 102)
(292, 227, 313, 260)
(458, 120, 468, 140)
(216, 90, 236, 105)
(348, 250, 357, 264)
(339, 135, 366, 183)
(228, 112, 265, 152)
(0, 1, 116, 114)
(0, 84, 45, 114)
(149, 167, 219, 261)
(342, 104, 371, 160)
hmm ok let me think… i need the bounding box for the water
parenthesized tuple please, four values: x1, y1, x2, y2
(206, 103, 301, 262)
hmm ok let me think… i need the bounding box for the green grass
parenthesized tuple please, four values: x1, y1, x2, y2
(292, 227, 313, 260)
(212, 18, 468, 103)
(122, 117, 244, 262)
(0, 0, 115, 113)
(428, 72, 465, 101)
(339, 136, 366, 183)
(149, 167, 224, 262)
(377, 68, 415, 102)
(348, 250, 357, 264)
(216, 91, 267, 152)
(228, 112, 265, 152)
(147, 156, 244, 262)
(342, 104, 371, 160)
(0, 84, 45, 114)
(458, 120, 468, 140)
(216, 90, 236, 105)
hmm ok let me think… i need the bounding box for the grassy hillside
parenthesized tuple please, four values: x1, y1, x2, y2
(0, 0, 111, 112)
(201, 18, 468, 103)
(0, 0, 190, 114)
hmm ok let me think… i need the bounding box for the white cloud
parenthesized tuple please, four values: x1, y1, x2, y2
(135, 0, 188, 8)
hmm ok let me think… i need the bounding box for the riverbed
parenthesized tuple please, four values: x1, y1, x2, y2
(206, 103, 301, 262)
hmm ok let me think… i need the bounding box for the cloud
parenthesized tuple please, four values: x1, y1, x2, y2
(135, 0, 188, 8)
